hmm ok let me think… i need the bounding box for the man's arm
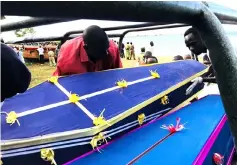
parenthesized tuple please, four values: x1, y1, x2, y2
(113, 46, 123, 68)
(202, 77, 216, 83)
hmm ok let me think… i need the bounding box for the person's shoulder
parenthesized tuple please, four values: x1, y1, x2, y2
(62, 36, 84, 49)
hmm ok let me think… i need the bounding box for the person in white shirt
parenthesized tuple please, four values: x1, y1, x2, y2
(37, 45, 44, 64)
(18, 48, 25, 64)
(13, 47, 25, 64)
(148, 41, 154, 55)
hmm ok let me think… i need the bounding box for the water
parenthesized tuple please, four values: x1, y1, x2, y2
(118, 32, 237, 57)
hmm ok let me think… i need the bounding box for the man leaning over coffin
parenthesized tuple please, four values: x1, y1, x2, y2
(184, 27, 219, 98)
(53, 25, 122, 76)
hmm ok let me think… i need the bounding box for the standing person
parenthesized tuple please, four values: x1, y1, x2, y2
(125, 42, 131, 60)
(120, 43, 125, 58)
(48, 49, 56, 67)
(13, 47, 25, 64)
(148, 41, 154, 56)
(130, 42, 136, 60)
(37, 45, 45, 65)
(53, 25, 122, 76)
(18, 47, 25, 64)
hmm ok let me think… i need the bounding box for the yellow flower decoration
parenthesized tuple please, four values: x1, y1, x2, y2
(1, 111, 20, 126)
(138, 113, 146, 126)
(116, 79, 128, 88)
(41, 148, 57, 165)
(48, 76, 58, 84)
(90, 132, 111, 152)
(161, 95, 169, 105)
(93, 109, 111, 126)
(0, 153, 2, 165)
(150, 70, 160, 79)
(69, 94, 80, 103)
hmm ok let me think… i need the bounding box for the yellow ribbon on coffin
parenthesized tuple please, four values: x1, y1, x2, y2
(93, 109, 111, 126)
(116, 79, 128, 88)
(149, 70, 160, 79)
(41, 148, 57, 165)
(1, 111, 20, 126)
(161, 96, 169, 105)
(48, 76, 59, 84)
(90, 132, 111, 152)
(138, 113, 146, 126)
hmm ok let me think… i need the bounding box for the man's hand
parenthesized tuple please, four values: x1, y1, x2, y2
(186, 77, 203, 95)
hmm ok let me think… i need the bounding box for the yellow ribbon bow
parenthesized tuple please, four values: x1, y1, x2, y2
(1, 111, 20, 126)
(149, 70, 160, 79)
(40, 148, 57, 165)
(90, 132, 111, 153)
(0, 153, 2, 165)
(116, 79, 128, 88)
(138, 113, 146, 126)
(48, 76, 58, 84)
(93, 109, 111, 126)
(161, 95, 169, 105)
(69, 93, 80, 103)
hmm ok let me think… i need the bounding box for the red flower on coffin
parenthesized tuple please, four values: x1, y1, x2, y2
(160, 117, 187, 133)
(213, 153, 224, 165)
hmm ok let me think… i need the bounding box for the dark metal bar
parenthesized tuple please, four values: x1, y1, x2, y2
(5, 36, 62, 44)
(193, 5, 237, 146)
(1, 2, 237, 26)
(62, 23, 164, 43)
(1, 18, 75, 32)
(118, 23, 188, 51)
(5, 34, 122, 44)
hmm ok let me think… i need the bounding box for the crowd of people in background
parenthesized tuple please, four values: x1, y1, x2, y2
(4, 41, 60, 67)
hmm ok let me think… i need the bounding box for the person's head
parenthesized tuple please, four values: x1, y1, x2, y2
(144, 51, 152, 59)
(83, 25, 109, 61)
(184, 54, 192, 60)
(130, 42, 132, 45)
(173, 55, 184, 61)
(150, 41, 154, 47)
(1, 38, 4, 43)
(39, 45, 42, 48)
(184, 27, 207, 56)
(141, 47, 145, 53)
(127, 42, 129, 44)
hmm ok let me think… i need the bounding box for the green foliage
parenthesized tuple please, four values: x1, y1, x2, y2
(14, 28, 36, 37)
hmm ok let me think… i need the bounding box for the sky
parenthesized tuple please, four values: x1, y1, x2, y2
(1, 0, 237, 42)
